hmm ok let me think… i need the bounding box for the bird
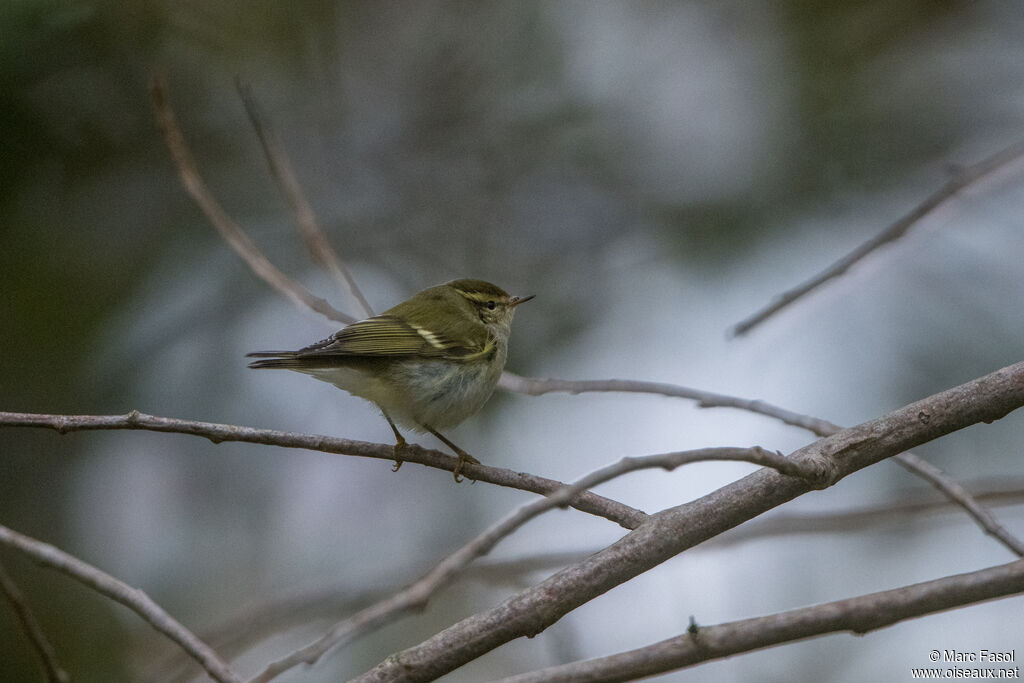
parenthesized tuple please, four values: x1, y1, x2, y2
(247, 279, 533, 481)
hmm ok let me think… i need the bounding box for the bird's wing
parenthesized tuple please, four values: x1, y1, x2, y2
(248, 315, 488, 364)
(311, 315, 446, 356)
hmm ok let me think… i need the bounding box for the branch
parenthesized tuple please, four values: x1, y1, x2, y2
(352, 360, 1024, 681)
(0, 410, 646, 530)
(730, 139, 1024, 336)
(496, 558, 1024, 682)
(150, 72, 355, 325)
(235, 79, 375, 318)
(152, 479, 1024, 679)
(251, 447, 797, 683)
(0, 524, 240, 683)
(0, 560, 69, 683)
(501, 372, 1024, 557)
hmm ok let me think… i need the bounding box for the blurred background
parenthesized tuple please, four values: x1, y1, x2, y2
(2, 1, 1024, 681)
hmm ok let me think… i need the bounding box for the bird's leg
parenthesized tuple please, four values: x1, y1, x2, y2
(382, 411, 407, 472)
(422, 424, 480, 483)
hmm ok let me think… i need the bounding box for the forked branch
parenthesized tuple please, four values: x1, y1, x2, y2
(353, 360, 1024, 681)
(250, 447, 798, 683)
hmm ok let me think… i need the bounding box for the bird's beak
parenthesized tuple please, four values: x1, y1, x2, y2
(511, 294, 535, 307)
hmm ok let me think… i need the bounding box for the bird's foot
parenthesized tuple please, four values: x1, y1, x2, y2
(452, 450, 481, 483)
(391, 437, 409, 472)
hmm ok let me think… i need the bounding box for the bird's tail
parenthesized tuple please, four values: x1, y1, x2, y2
(246, 351, 303, 370)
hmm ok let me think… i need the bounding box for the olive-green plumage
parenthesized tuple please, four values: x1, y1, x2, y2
(247, 279, 533, 480)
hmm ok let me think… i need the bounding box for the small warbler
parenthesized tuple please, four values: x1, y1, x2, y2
(247, 279, 533, 481)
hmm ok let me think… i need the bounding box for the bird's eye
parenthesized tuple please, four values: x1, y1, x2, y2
(486, 301, 496, 310)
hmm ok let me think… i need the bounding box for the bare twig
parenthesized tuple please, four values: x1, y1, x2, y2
(150, 73, 355, 325)
(0, 560, 69, 683)
(892, 452, 1024, 556)
(501, 372, 1024, 557)
(352, 360, 1024, 681)
(0, 525, 240, 683)
(250, 446, 796, 683)
(235, 79, 375, 319)
(499, 373, 841, 435)
(0, 410, 646, 530)
(731, 139, 1024, 336)
(717, 480, 1024, 547)
(496, 557, 1024, 682)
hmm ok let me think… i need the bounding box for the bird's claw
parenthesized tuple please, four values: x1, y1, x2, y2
(391, 438, 409, 472)
(452, 452, 481, 483)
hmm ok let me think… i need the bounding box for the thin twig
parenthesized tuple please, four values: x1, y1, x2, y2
(250, 446, 798, 683)
(0, 559, 70, 683)
(731, 139, 1024, 336)
(0, 410, 646, 530)
(150, 72, 355, 325)
(495, 557, 1024, 682)
(499, 373, 841, 435)
(235, 79, 375, 318)
(0, 524, 240, 683)
(717, 480, 1024, 547)
(892, 452, 1024, 556)
(501, 372, 1024, 557)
